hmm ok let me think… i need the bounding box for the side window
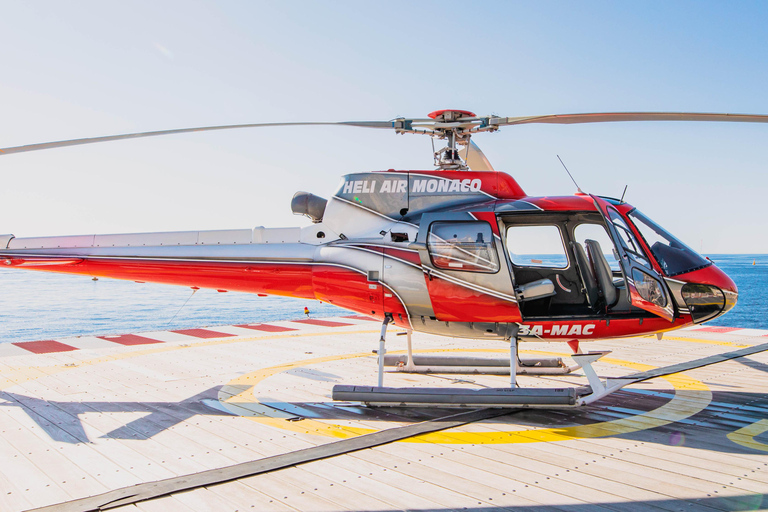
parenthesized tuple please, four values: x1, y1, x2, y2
(573, 223, 621, 271)
(506, 225, 568, 268)
(427, 221, 499, 272)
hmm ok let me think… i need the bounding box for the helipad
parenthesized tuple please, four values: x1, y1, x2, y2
(0, 316, 766, 511)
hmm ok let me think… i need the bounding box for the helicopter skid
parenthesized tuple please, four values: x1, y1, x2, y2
(335, 341, 768, 408)
(332, 350, 608, 408)
(332, 384, 593, 407)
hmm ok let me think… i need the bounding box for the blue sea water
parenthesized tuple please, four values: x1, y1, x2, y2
(0, 254, 764, 344)
(0, 270, 348, 344)
(702, 254, 767, 330)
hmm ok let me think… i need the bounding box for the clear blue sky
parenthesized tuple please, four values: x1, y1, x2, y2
(1, 1, 766, 252)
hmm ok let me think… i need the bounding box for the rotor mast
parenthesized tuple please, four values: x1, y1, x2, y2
(393, 109, 499, 170)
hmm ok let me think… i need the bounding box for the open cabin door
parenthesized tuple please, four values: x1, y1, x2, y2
(416, 213, 522, 323)
(591, 196, 675, 322)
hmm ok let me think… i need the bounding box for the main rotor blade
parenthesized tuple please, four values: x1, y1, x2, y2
(0, 120, 393, 156)
(494, 112, 768, 126)
(6, 111, 767, 157)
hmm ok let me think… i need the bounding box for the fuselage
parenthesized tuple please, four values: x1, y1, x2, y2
(0, 170, 737, 343)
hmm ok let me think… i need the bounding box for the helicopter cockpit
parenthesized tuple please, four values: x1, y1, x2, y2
(496, 200, 732, 325)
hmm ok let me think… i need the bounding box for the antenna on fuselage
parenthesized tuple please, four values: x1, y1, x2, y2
(557, 155, 584, 194)
(620, 185, 628, 203)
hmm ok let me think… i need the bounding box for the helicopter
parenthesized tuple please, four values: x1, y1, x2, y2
(0, 109, 765, 407)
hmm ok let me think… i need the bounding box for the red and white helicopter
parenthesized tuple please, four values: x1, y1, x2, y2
(1, 109, 766, 407)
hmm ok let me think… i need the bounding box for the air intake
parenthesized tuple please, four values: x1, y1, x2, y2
(291, 192, 327, 223)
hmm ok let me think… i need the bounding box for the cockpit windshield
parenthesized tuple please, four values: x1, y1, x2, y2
(627, 209, 711, 277)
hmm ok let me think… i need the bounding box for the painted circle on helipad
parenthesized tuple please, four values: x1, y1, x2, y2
(218, 348, 712, 444)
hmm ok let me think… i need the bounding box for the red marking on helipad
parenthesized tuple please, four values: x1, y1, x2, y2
(343, 315, 378, 322)
(292, 319, 353, 327)
(236, 324, 298, 332)
(172, 328, 236, 339)
(694, 326, 741, 334)
(99, 334, 164, 346)
(13, 340, 79, 354)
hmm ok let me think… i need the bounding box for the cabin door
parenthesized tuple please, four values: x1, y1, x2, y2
(417, 214, 522, 323)
(591, 196, 675, 322)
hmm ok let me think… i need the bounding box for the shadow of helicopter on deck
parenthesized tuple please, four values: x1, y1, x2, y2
(0, 386, 230, 444)
(1, 384, 767, 456)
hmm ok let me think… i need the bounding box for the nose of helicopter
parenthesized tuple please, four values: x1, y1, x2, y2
(675, 262, 737, 322)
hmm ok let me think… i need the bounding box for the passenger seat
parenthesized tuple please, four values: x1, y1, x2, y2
(571, 241, 599, 308)
(585, 239, 618, 308)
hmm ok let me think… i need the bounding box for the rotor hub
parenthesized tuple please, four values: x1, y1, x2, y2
(394, 109, 495, 170)
(427, 109, 477, 121)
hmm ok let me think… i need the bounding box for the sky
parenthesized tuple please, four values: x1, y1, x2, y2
(1, 1, 767, 253)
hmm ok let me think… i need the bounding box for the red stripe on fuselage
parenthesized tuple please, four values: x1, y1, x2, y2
(383, 247, 421, 266)
(394, 170, 526, 199)
(11, 258, 317, 299)
(519, 196, 597, 211)
(518, 315, 694, 340)
(312, 265, 411, 328)
(9, 256, 413, 326)
(425, 274, 522, 323)
(353, 245, 421, 266)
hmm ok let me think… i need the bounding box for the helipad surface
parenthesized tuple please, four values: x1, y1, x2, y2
(0, 317, 766, 511)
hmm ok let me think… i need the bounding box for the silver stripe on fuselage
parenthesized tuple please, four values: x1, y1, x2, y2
(342, 244, 517, 304)
(342, 245, 422, 270)
(425, 267, 519, 304)
(331, 196, 419, 229)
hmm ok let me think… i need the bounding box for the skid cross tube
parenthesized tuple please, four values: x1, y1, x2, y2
(385, 355, 565, 367)
(385, 325, 581, 376)
(383, 354, 578, 375)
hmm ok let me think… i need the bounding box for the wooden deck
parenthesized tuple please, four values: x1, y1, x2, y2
(0, 317, 766, 511)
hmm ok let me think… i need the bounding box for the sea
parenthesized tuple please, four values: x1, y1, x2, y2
(0, 254, 765, 344)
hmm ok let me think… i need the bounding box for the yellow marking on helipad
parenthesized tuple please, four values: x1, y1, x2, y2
(662, 335, 750, 348)
(219, 348, 712, 444)
(219, 350, 377, 438)
(727, 419, 768, 452)
(0, 327, 713, 445)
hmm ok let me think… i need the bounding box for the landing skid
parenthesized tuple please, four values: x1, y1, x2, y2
(331, 320, 768, 408)
(333, 384, 592, 407)
(333, 349, 609, 408)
